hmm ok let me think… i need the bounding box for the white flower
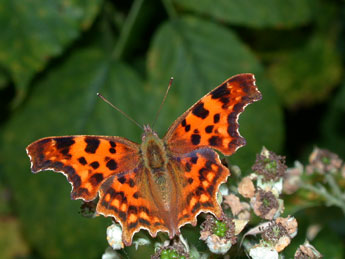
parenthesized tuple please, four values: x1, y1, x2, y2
(132, 237, 151, 250)
(102, 247, 121, 259)
(106, 223, 124, 250)
(249, 246, 278, 259)
(205, 234, 232, 254)
(257, 176, 283, 196)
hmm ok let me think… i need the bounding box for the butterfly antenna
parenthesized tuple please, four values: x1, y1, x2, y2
(97, 93, 143, 130)
(152, 77, 174, 127)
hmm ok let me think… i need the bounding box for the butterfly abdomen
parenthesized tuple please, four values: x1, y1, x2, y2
(140, 129, 181, 235)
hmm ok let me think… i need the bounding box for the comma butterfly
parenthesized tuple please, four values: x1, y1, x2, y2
(26, 73, 262, 246)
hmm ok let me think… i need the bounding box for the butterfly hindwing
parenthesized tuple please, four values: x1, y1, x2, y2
(97, 165, 170, 246)
(26, 136, 140, 201)
(171, 148, 229, 228)
(164, 74, 262, 155)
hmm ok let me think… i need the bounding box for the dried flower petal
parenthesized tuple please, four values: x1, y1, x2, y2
(283, 161, 303, 194)
(276, 216, 298, 238)
(223, 194, 243, 215)
(306, 147, 343, 174)
(252, 147, 287, 181)
(238, 208, 251, 221)
(233, 219, 249, 235)
(262, 222, 288, 242)
(295, 241, 322, 259)
(238, 176, 256, 198)
(251, 190, 280, 220)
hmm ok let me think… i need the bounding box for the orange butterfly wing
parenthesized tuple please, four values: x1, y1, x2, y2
(161, 73, 261, 236)
(26, 136, 140, 201)
(96, 166, 171, 246)
(164, 73, 262, 155)
(172, 149, 229, 228)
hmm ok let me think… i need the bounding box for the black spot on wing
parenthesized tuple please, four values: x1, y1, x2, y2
(207, 185, 214, 196)
(192, 102, 209, 119)
(220, 97, 229, 107)
(191, 134, 201, 145)
(213, 113, 220, 123)
(185, 125, 191, 132)
(54, 137, 75, 149)
(191, 202, 201, 213)
(60, 148, 72, 158)
(90, 161, 100, 169)
(133, 192, 139, 199)
(191, 156, 198, 164)
(205, 125, 214, 133)
(118, 176, 126, 184)
(128, 205, 137, 214)
(106, 159, 117, 170)
(210, 83, 230, 99)
(78, 157, 87, 165)
(139, 218, 150, 226)
(209, 136, 221, 146)
(90, 173, 104, 186)
(128, 221, 138, 229)
(128, 178, 135, 188)
(85, 137, 100, 154)
(185, 162, 191, 172)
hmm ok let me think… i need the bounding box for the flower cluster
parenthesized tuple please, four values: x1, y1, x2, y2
(100, 146, 341, 258)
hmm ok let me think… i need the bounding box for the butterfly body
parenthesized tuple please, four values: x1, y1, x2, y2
(26, 73, 262, 245)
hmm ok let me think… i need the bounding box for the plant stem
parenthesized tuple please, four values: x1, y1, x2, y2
(112, 0, 144, 60)
(302, 183, 345, 215)
(325, 174, 344, 200)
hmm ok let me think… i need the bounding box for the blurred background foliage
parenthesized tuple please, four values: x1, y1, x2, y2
(0, 0, 344, 258)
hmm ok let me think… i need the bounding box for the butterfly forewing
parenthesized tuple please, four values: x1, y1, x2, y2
(164, 73, 262, 156)
(26, 136, 140, 201)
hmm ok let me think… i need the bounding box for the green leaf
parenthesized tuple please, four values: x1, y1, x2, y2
(147, 16, 284, 170)
(0, 47, 147, 258)
(267, 33, 342, 108)
(173, 0, 314, 28)
(0, 0, 101, 102)
(0, 217, 30, 258)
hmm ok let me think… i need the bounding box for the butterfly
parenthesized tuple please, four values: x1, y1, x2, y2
(26, 73, 262, 246)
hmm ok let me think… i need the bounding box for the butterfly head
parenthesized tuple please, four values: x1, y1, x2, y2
(141, 125, 167, 170)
